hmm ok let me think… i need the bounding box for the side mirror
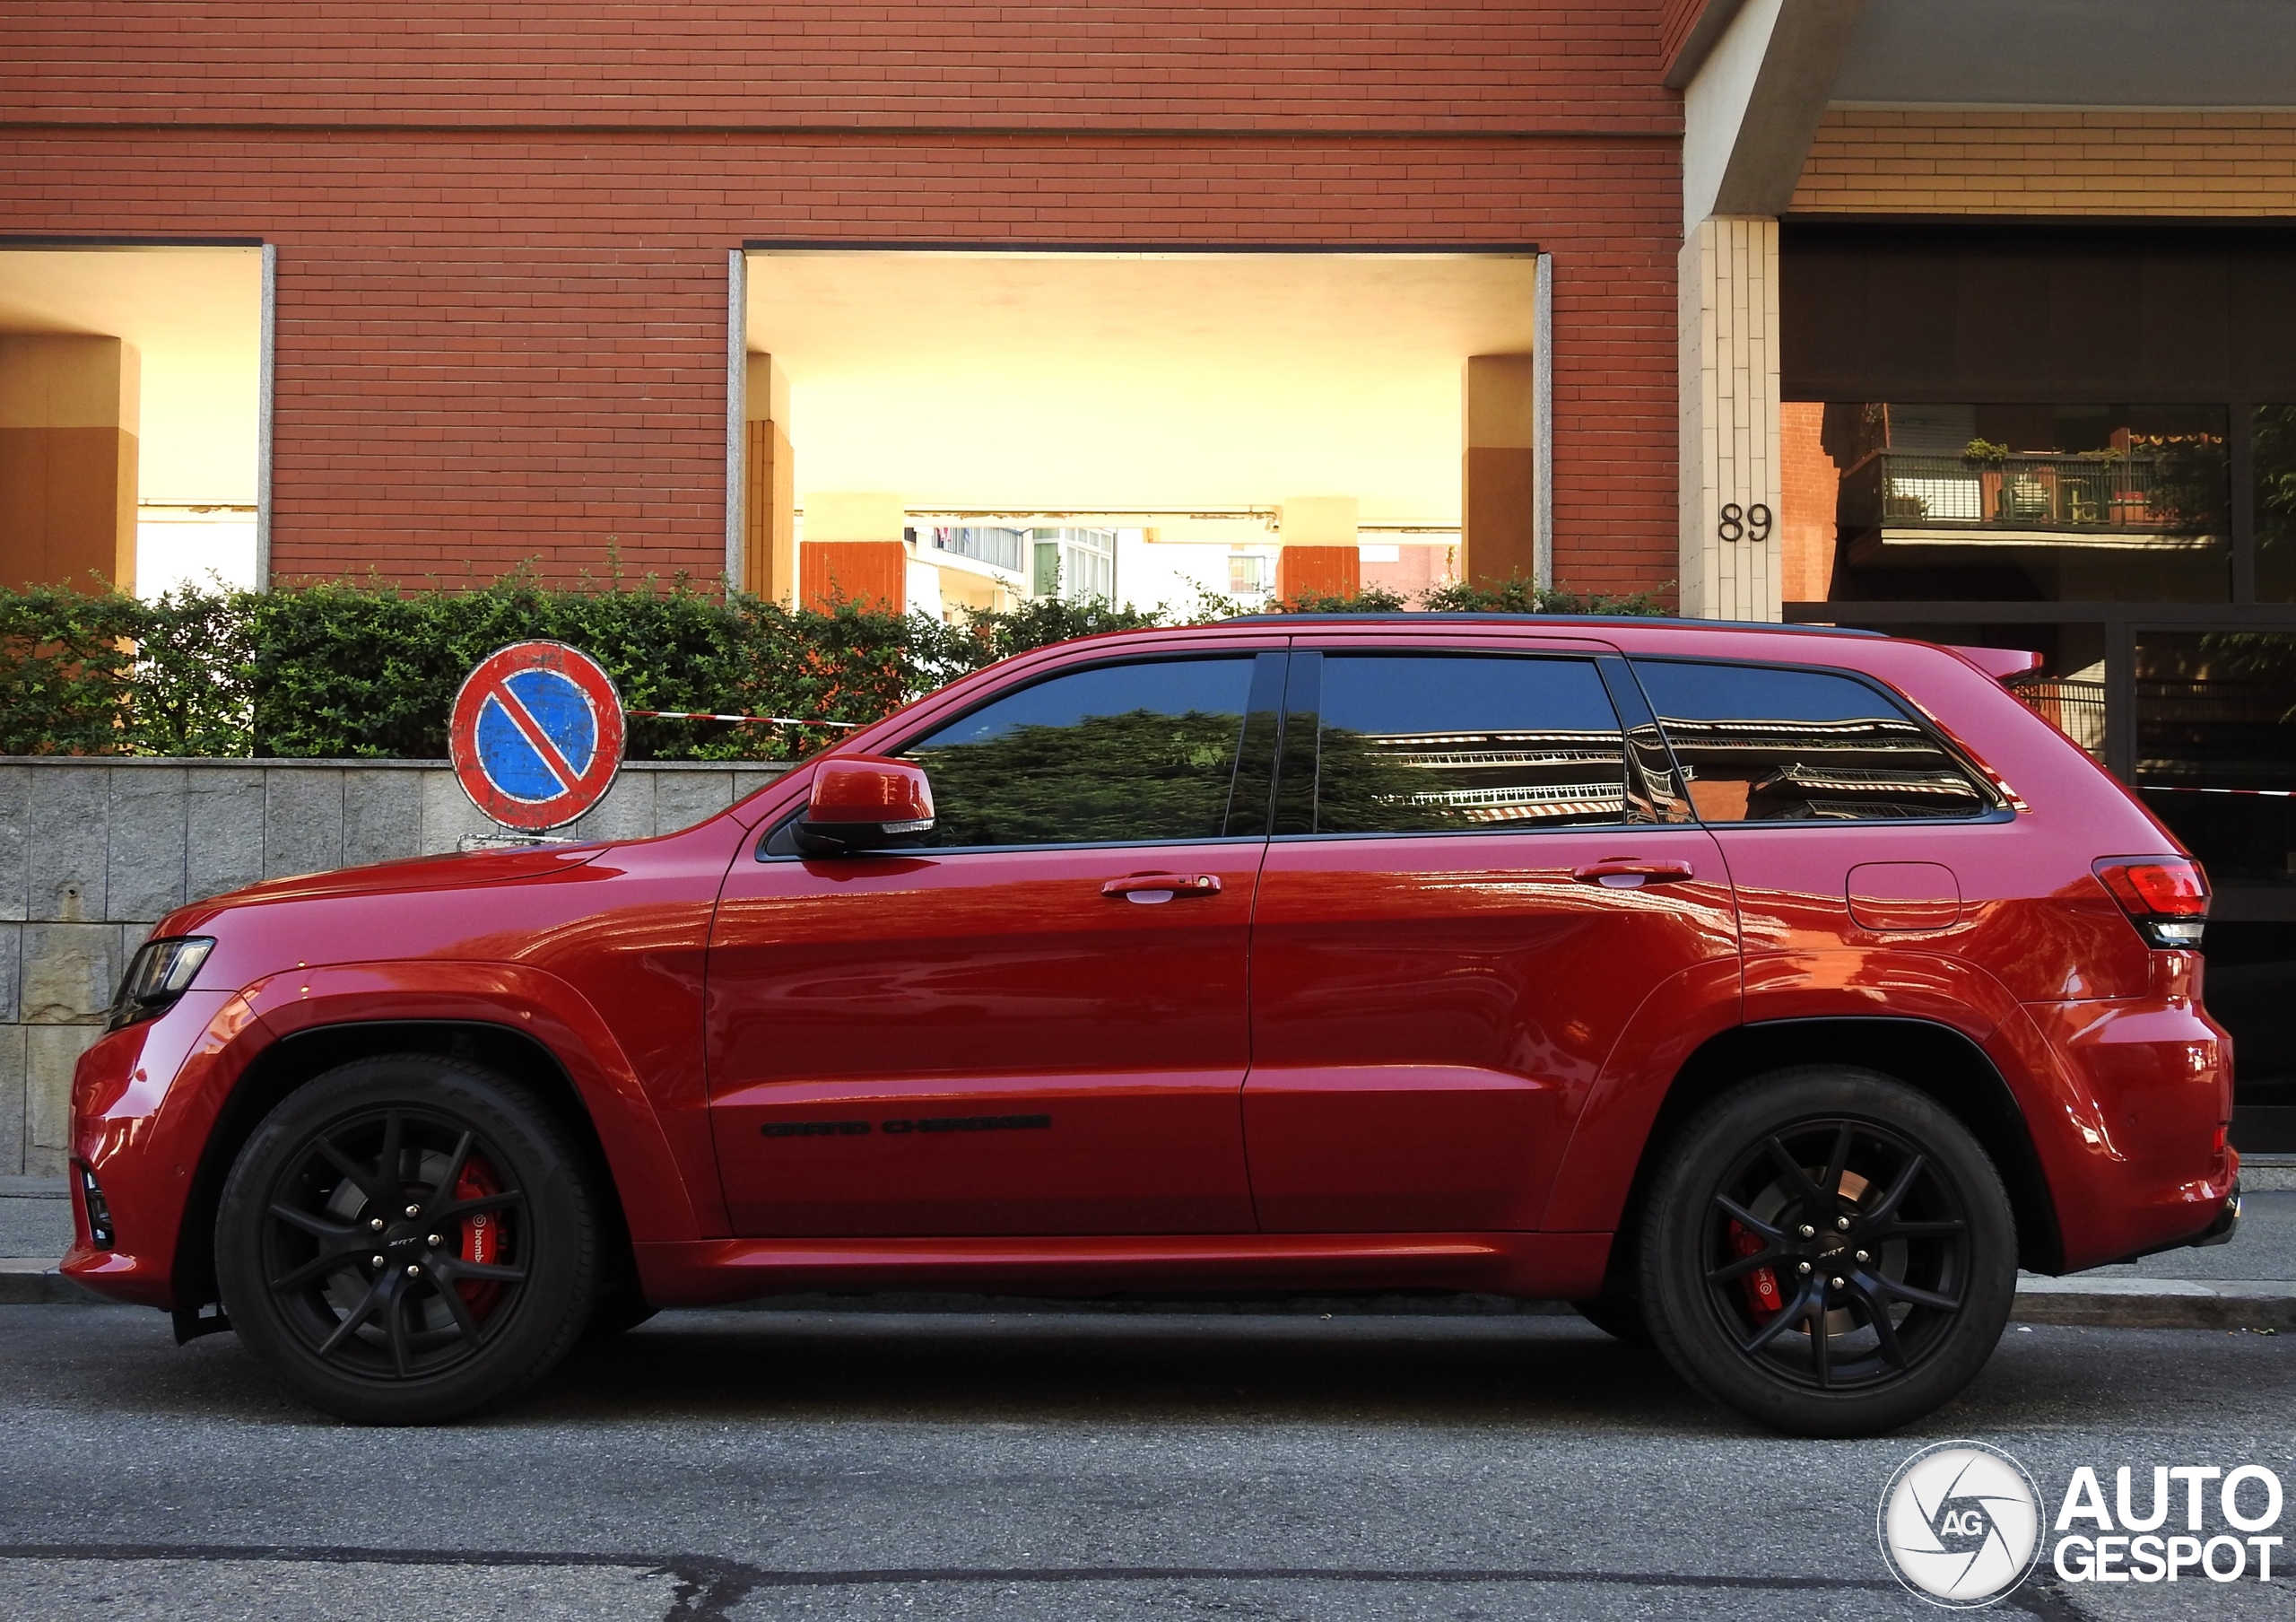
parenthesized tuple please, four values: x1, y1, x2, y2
(795, 755, 936, 857)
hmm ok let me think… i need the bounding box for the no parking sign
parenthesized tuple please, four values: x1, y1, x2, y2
(449, 641, 627, 832)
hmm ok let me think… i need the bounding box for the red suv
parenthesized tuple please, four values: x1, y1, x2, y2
(65, 616, 2238, 1434)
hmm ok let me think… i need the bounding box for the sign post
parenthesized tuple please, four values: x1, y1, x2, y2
(448, 641, 627, 834)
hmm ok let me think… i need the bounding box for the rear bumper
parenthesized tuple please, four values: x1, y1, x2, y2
(2187, 1180, 2242, 1249)
(2019, 989, 2237, 1272)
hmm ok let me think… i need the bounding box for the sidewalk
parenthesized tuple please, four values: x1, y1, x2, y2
(7, 1170, 2292, 1325)
(2008, 1163, 2296, 1330)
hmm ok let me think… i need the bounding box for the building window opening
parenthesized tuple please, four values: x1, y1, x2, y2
(0, 247, 264, 598)
(744, 250, 1528, 620)
(2255, 406, 2296, 602)
(1026, 528, 1116, 605)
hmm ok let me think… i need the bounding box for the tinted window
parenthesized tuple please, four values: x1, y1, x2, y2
(1631, 659, 1988, 823)
(901, 658, 1257, 847)
(1310, 656, 1627, 834)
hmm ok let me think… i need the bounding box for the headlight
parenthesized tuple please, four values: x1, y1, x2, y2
(107, 937, 216, 1031)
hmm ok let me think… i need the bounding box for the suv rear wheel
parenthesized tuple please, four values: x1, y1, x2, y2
(214, 1054, 598, 1424)
(1639, 1067, 2016, 1437)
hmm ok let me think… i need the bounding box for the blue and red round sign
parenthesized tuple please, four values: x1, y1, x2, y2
(449, 641, 627, 831)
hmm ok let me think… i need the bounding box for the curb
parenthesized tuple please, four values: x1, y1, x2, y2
(5, 1260, 2293, 1329)
(0, 1260, 100, 1305)
(2011, 1276, 2296, 1332)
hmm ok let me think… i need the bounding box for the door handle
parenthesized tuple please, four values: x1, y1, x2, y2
(1102, 873, 1222, 904)
(1571, 859, 1696, 888)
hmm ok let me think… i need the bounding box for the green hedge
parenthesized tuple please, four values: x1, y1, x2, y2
(0, 574, 1665, 760)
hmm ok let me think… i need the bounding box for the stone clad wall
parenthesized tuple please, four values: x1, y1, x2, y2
(0, 757, 789, 1176)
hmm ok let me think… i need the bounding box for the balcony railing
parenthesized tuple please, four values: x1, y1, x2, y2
(2008, 676, 2106, 758)
(1840, 451, 2220, 540)
(930, 527, 1028, 573)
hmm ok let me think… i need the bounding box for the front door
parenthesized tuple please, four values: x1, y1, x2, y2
(708, 651, 1279, 1235)
(1243, 648, 1740, 1232)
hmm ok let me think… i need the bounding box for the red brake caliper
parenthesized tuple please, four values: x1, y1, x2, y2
(1729, 1220, 1783, 1319)
(454, 1157, 505, 1319)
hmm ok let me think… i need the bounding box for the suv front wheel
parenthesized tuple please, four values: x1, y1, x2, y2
(214, 1054, 599, 1424)
(1639, 1067, 2017, 1437)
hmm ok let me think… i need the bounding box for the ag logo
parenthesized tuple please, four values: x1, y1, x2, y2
(1878, 1442, 2042, 1607)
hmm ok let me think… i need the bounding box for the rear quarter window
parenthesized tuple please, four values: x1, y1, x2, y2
(1630, 658, 1994, 824)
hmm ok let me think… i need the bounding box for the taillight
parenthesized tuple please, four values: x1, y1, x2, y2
(2093, 857, 2209, 948)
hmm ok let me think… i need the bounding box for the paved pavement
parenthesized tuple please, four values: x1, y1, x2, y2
(2, 1300, 2292, 1621)
(0, 1175, 68, 1258)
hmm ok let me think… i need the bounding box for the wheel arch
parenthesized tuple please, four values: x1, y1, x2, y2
(170, 1019, 639, 1330)
(1609, 1017, 2063, 1281)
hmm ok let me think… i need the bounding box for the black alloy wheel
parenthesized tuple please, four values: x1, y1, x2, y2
(1639, 1067, 2017, 1436)
(215, 1055, 598, 1424)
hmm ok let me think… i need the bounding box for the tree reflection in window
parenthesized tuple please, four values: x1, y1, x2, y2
(1631, 659, 1987, 823)
(1313, 656, 1629, 834)
(902, 658, 1255, 847)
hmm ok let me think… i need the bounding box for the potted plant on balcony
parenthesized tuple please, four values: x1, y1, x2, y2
(1963, 438, 2013, 522)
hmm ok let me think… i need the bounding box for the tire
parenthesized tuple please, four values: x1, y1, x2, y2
(1570, 1294, 1655, 1347)
(1638, 1067, 2017, 1437)
(214, 1054, 599, 1425)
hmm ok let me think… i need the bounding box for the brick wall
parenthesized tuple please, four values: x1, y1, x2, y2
(1, 4, 1674, 128)
(0, 758, 786, 1177)
(1776, 399, 1833, 604)
(0, 4, 1687, 603)
(1792, 110, 2296, 217)
(1658, 0, 1716, 82)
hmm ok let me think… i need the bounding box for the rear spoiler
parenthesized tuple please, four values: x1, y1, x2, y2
(1949, 646, 2047, 683)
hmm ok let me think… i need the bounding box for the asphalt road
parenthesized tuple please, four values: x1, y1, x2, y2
(1, 1303, 2291, 1622)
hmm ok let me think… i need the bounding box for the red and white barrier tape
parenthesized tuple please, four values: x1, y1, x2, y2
(626, 710, 860, 728)
(2142, 785, 2296, 798)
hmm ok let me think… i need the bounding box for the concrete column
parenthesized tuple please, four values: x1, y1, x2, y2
(0, 336, 139, 594)
(744, 353, 797, 606)
(1678, 217, 1782, 621)
(1461, 354, 1536, 590)
(800, 491, 907, 614)
(1275, 496, 1360, 602)
(1670, 0, 1861, 620)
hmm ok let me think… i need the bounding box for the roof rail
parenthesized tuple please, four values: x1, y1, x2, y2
(1220, 612, 1884, 637)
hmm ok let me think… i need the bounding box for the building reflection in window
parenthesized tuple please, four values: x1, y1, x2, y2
(1311, 656, 1628, 834)
(904, 657, 1254, 847)
(2139, 632, 2296, 1149)
(2257, 406, 2296, 602)
(1780, 402, 2230, 604)
(1632, 660, 1988, 823)
(2135, 631, 2296, 885)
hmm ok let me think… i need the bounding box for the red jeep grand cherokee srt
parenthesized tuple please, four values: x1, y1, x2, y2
(65, 615, 2238, 1435)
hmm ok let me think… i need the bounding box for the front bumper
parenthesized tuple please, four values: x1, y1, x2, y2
(58, 990, 262, 1311)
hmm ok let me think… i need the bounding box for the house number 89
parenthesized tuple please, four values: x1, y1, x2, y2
(1718, 502, 1773, 544)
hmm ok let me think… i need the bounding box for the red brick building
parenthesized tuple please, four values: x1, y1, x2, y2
(0, 3, 1683, 603)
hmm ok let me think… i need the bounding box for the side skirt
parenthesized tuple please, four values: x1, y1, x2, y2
(632, 1231, 1612, 1307)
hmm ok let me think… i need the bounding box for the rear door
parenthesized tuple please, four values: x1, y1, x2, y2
(1241, 647, 1739, 1232)
(1625, 656, 2006, 1003)
(707, 650, 1282, 1236)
